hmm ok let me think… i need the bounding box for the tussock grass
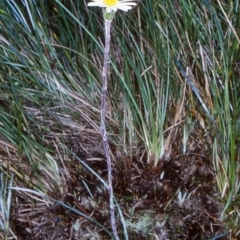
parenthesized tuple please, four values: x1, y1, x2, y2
(0, 0, 239, 239)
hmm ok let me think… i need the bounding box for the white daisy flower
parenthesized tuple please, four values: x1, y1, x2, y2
(88, 0, 137, 13)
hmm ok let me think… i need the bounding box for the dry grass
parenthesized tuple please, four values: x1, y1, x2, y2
(0, 0, 239, 239)
(0, 102, 230, 239)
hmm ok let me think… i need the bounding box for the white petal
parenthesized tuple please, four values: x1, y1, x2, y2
(118, 0, 137, 4)
(87, 0, 104, 6)
(106, 7, 113, 13)
(88, 2, 104, 7)
(118, 2, 137, 6)
(106, 6, 118, 13)
(117, 6, 131, 11)
(112, 6, 118, 11)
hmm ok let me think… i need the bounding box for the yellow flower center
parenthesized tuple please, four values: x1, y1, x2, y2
(103, 0, 118, 7)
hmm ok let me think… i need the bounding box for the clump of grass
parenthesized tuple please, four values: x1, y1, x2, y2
(0, 0, 240, 239)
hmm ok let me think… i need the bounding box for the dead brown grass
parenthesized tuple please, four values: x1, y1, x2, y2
(0, 104, 230, 239)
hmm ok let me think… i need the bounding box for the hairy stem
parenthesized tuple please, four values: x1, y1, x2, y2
(101, 16, 119, 240)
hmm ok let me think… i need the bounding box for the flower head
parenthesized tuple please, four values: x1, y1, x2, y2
(88, 0, 137, 13)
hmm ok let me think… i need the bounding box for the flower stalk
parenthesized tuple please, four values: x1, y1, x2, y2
(87, 1, 136, 238)
(100, 11, 119, 240)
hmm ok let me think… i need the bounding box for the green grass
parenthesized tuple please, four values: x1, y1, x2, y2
(0, 174, 13, 239)
(0, 0, 239, 239)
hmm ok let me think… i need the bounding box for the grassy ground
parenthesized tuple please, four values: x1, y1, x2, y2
(0, 0, 239, 239)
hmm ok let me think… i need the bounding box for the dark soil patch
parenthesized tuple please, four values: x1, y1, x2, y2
(9, 140, 228, 240)
(4, 124, 229, 240)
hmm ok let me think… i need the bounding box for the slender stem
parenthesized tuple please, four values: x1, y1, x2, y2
(101, 17, 119, 240)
